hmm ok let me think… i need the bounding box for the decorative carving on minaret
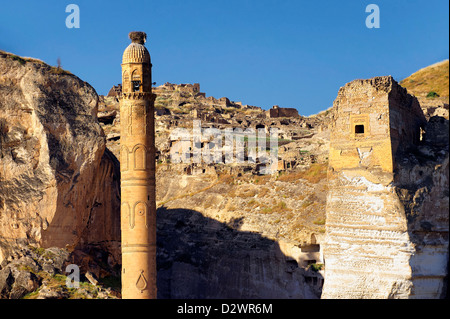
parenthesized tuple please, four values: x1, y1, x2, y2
(136, 270, 148, 293)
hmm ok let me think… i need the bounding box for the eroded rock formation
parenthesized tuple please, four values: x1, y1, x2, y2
(0, 52, 121, 265)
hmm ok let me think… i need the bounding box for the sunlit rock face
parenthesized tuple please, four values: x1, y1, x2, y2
(0, 52, 120, 264)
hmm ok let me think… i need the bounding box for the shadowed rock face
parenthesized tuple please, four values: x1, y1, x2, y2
(0, 52, 121, 264)
(156, 207, 322, 299)
(0, 206, 322, 299)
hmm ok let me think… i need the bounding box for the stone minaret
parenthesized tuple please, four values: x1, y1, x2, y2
(119, 31, 156, 299)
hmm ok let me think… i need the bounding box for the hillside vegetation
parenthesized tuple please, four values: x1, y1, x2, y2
(400, 59, 449, 100)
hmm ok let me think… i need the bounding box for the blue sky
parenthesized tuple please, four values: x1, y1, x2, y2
(1, 1, 448, 115)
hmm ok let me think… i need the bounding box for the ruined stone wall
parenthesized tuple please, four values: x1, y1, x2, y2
(268, 107, 299, 118)
(323, 76, 449, 299)
(107, 84, 122, 97)
(328, 77, 396, 172)
(153, 82, 201, 95)
(388, 80, 427, 163)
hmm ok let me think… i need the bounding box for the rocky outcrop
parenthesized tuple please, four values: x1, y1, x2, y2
(394, 117, 449, 298)
(0, 52, 121, 265)
(153, 165, 328, 298)
(0, 244, 119, 299)
(0, 245, 68, 299)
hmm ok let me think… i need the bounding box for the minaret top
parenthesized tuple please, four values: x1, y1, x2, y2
(122, 31, 150, 64)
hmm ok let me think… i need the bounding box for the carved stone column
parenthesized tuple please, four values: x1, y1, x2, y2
(119, 31, 156, 299)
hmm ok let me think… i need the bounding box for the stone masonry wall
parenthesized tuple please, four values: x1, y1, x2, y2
(328, 77, 394, 172)
(323, 76, 448, 299)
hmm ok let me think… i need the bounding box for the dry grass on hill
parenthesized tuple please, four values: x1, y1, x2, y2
(400, 59, 449, 99)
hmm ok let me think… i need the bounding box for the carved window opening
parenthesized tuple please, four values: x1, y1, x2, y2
(131, 70, 141, 92)
(355, 125, 365, 134)
(132, 80, 141, 92)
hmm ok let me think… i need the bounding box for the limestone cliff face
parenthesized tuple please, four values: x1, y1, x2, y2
(323, 149, 448, 298)
(322, 76, 449, 299)
(0, 52, 120, 264)
(157, 207, 320, 299)
(394, 117, 449, 298)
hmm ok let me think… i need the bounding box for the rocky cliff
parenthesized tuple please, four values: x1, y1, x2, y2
(0, 51, 121, 266)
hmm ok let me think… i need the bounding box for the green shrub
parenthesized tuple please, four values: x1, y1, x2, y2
(10, 55, 26, 65)
(309, 263, 323, 272)
(426, 91, 440, 98)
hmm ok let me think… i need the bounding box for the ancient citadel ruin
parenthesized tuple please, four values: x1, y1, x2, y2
(323, 76, 448, 298)
(0, 40, 448, 298)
